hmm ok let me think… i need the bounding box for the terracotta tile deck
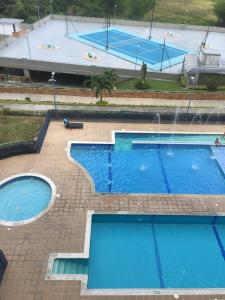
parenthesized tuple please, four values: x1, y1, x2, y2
(1, 120, 225, 300)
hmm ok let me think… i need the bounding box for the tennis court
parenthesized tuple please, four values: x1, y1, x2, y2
(68, 28, 188, 71)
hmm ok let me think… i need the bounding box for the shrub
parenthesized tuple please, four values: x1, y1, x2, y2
(0, 106, 10, 119)
(23, 76, 31, 83)
(141, 62, 147, 81)
(204, 77, 221, 91)
(96, 100, 108, 106)
(214, 0, 225, 26)
(135, 79, 151, 90)
(179, 75, 187, 88)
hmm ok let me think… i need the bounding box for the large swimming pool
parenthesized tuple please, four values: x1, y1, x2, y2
(70, 132, 225, 194)
(51, 213, 225, 290)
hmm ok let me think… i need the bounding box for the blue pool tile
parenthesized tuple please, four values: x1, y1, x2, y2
(70, 133, 225, 194)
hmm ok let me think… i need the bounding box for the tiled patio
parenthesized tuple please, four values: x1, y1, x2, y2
(1, 120, 225, 300)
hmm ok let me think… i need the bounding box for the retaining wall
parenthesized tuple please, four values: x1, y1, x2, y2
(53, 14, 225, 33)
(1, 108, 225, 160)
(0, 112, 50, 159)
(0, 86, 224, 100)
(0, 57, 179, 80)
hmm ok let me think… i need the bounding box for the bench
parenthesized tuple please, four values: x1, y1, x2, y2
(0, 250, 7, 284)
(63, 119, 83, 129)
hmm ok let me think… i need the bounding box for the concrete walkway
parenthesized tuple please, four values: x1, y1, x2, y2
(1, 101, 225, 115)
(1, 92, 225, 109)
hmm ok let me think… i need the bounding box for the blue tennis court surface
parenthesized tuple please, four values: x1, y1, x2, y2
(67, 28, 189, 70)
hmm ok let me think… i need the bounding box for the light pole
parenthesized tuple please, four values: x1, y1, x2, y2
(187, 95, 191, 113)
(2, 24, 7, 46)
(49, 0, 53, 16)
(114, 4, 117, 18)
(184, 9, 189, 25)
(48, 72, 57, 115)
(34, 5, 40, 25)
(105, 17, 110, 50)
(160, 38, 166, 71)
(135, 44, 140, 70)
(149, 0, 156, 39)
(191, 75, 195, 88)
(26, 35, 32, 59)
(186, 76, 195, 114)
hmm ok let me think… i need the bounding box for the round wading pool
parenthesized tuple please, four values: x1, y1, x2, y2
(0, 173, 56, 226)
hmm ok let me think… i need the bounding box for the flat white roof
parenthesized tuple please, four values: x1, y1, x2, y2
(202, 48, 221, 56)
(0, 19, 225, 74)
(0, 18, 24, 25)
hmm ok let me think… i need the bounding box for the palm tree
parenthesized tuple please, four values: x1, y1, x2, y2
(84, 70, 118, 102)
(104, 69, 118, 89)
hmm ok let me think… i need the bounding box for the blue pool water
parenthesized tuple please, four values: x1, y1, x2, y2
(68, 29, 188, 70)
(70, 133, 225, 194)
(54, 214, 225, 289)
(88, 214, 225, 289)
(0, 176, 52, 222)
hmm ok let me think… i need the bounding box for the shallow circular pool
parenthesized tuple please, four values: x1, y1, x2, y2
(0, 173, 56, 226)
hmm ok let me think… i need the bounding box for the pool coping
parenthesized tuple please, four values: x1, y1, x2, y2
(0, 173, 57, 226)
(67, 27, 189, 71)
(133, 140, 224, 146)
(45, 210, 93, 284)
(46, 210, 225, 296)
(67, 130, 225, 196)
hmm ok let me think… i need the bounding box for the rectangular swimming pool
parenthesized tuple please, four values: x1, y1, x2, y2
(70, 132, 225, 195)
(68, 28, 188, 70)
(50, 213, 225, 291)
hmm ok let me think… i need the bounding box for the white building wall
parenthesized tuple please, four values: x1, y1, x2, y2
(0, 23, 21, 36)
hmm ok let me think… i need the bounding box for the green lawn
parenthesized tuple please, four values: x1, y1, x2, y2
(152, 0, 217, 26)
(117, 79, 186, 91)
(117, 78, 225, 92)
(0, 115, 44, 145)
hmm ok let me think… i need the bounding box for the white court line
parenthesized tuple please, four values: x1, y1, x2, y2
(137, 48, 161, 55)
(83, 36, 106, 45)
(106, 35, 160, 52)
(110, 46, 159, 65)
(81, 37, 161, 65)
(79, 30, 184, 67)
(111, 35, 186, 59)
(82, 31, 161, 54)
(83, 34, 159, 63)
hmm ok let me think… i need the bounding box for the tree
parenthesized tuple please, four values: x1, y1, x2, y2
(84, 70, 118, 102)
(0, 0, 155, 23)
(141, 62, 147, 81)
(123, 0, 153, 19)
(204, 75, 224, 91)
(103, 0, 115, 16)
(0, 0, 16, 17)
(134, 62, 150, 90)
(214, 0, 225, 26)
(71, 0, 108, 18)
(104, 69, 118, 88)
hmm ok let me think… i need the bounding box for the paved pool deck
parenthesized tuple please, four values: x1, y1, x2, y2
(1, 120, 225, 299)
